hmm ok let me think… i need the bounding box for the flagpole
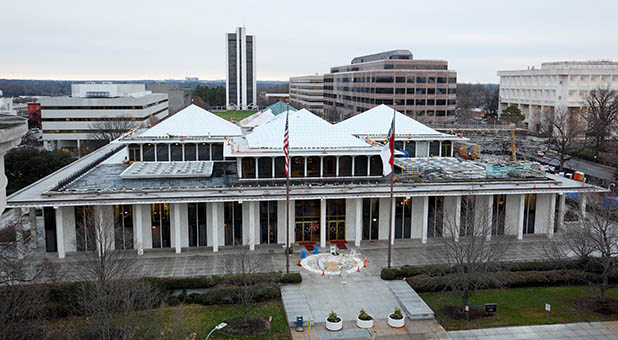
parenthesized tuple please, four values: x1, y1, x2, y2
(285, 103, 290, 274)
(387, 107, 395, 269)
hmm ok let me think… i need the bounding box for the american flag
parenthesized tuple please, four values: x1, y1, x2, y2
(283, 110, 290, 175)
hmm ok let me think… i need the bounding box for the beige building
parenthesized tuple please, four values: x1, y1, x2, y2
(498, 61, 618, 132)
(323, 50, 457, 123)
(289, 75, 324, 116)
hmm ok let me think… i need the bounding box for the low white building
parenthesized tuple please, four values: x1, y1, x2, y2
(7, 104, 605, 258)
(40, 83, 169, 155)
(498, 61, 618, 132)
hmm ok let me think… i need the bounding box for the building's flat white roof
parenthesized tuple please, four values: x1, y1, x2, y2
(246, 108, 374, 150)
(335, 105, 454, 139)
(120, 161, 213, 179)
(239, 109, 275, 128)
(139, 104, 241, 138)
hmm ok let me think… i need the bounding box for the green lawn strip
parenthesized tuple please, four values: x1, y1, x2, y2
(49, 300, 291, 340)
(214, 111, 256, 121)
(420, 286, 618, 331)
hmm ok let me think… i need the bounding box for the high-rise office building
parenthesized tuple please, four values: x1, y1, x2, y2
(226, 27, 256, 110)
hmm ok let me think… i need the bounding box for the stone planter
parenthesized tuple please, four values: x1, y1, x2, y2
(356, 317, 374, 329)
(325, 318, 342, 331)
(388, 314, 405, 328)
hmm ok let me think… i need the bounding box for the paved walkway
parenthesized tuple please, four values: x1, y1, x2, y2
(41, 235, 552, 280)
(448, 322, 618, 340)
(291, 319, 451, 340)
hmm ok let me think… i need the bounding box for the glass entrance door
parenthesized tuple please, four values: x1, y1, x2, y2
(295, 200, 320, 242)
(326, 199, 345, 241)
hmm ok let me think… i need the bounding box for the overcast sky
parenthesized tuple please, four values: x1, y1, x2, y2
(2, 0, 618, 83)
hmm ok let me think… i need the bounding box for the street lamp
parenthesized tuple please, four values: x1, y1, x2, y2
(205, 322, 227, 340)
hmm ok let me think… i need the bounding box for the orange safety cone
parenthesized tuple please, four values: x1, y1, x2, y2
(533, 184, 536, 188)
(357, 266, 360, 272)
(321, 270, 325, 276)
(582, 182, 585, 187)
(298, 188, 302, 194)
(548, 184, 551, 188)
(298, 257, 301, 266)
(364, 258, 367, 268)
(344, 187, 348, 192)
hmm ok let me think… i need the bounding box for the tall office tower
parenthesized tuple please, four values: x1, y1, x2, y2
(226, 27, 256, 110)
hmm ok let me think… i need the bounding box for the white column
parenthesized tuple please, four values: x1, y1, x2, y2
(421, 197, 429, 244)
(173, 203, 181, 254)
(355, 198, 362, 247)
(548, 194, 556, 239)
(478, 195, 494, 241)
(28, 208, 38, 249)
(444, 196, 461, 241)
(76, 139, 81, 158)
(272, 157, 275, 178)
(304, 157, 307, 177)
(249, 201, 256, 250)
(54, 207, 65, 259)
(518, 195, 525, 240)
(133, 204, 144, 255)
(255, 158, 259, 179)
(320, 157, 324, 177)
(557, 194, 566, 233)
(320, 199, 326, 248)
(336, 157, 339, 177)
(211, 203, 219, 252)
(438, 141, 442, 157)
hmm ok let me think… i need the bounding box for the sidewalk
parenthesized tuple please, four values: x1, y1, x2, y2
(291, 319, 451, 340)
(448, 322, 618, 340)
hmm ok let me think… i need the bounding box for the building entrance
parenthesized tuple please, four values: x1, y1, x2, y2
(295, 200, 320, 242)
(326, 199, 345, 241)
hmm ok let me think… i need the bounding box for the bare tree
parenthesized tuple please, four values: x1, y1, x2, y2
(546, 193, 618, 303)
(88, 117, 137, 143)
(581, 87, 618, 159)
(431, 196, 513, 308)
(70, 208, 172, 340)
(0, 214, 54, 340)
(541, 107, 584, 171)
(224, 246, 262, 323)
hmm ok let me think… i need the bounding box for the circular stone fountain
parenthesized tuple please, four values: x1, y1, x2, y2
(300, 251, 364, 275)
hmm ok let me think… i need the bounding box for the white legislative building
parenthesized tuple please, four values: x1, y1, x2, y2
(8, 104, 605, 258)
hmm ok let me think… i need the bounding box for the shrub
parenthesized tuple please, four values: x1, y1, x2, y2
(358, 308, 372, 320)
(167, 297, 180, 306)
(381, 268, 400, 280)
(327, 311, 340, 323)
(391, 307, 404, 320)
(281, 272, 302, 284)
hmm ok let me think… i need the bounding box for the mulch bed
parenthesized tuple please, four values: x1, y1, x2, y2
(220, 317, 268, 337)
(441, 306, 488, 321)
(575, 297, 618, 315)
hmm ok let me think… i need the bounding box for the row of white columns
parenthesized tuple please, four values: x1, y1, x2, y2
(49, 193, 569, 258)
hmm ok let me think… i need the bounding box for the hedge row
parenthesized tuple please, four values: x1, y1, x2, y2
(406, 269, 618, 293)
(168, 284, 281, 306)
(145, 272, 301, 291)
(380, 259, 591, 280)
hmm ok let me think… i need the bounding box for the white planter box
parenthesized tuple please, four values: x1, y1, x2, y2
(325, 318, 342, 331)
(356, 317, 374, 329)
(388, 314, 405, 328)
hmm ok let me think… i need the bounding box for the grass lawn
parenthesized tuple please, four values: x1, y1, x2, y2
(421, 286, 618, 331)
(49, 300, 291, 340)
(214, 111, 256, 121)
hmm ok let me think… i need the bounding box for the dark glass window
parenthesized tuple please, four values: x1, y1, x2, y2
(376, 76, 394, 83)
(405, 141, 416, 157)
(395, 77, 406, 83)
(143, 143, 155, 161)
(369, 155, 383, 176)
(274, 157, 286, 178)
(75, 206, 95, 251)
(354, 156, 368, 176)
(323, 156, 336, 177)
(184, 143, 197, 161)
(291, 156, 305, 177)
(171, 143, 183, 161)
(339, 156, 352, 176)
(428, 197, 443, 237)
(128, 144, 141, 162)
(407, 88, 415, 94)
(429, 141, 440, 156)
(362, 198, 379, 240)
(242, 158, 256, 179)
(395, 198, 412, 239)
(492, 194, 506, 235)
(416, 77, 427, 83)
(523, 194, 536, 234)
(326, 199, 346, 241)
(437, 77, 447, 83)
(258, 157, 273, 178)
(415, 99, 426, 106)
(428, 77, 435, 83)
(395, 88, 405, 94)
(151, 203, 170, 248)
(260, 201, 277, 244)
(114, 205, 133, 250)
(307, 156, 321, 177)
(224, 202, 243, 245)
(188, 203, 207, 247)
(212, 143, 224, 160)
(415, 88, 426, 95)
(156, 144, 169, 161)
(427, 88, 435, 95)
(198, 143, 210, 161)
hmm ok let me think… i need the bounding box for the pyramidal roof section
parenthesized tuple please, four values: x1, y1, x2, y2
(262, 101, 297, 115)
(336, 104, 443, 137)
(246, 108, 372, 150)
(140, 104, 242, 137)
